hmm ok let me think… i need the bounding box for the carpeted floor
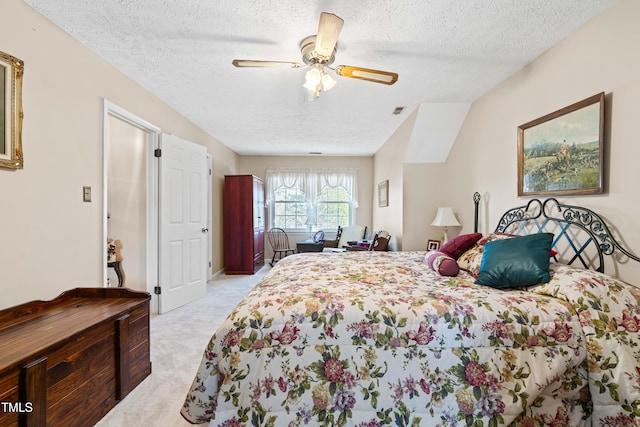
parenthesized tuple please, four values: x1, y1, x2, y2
(95, 266, 270, 426)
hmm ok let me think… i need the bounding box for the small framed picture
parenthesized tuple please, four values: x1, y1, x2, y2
(427, 239, 441, 251)
(378, 180, 389, 207)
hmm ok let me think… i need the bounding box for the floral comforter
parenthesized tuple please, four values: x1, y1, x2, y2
(181, 252, 640, 426)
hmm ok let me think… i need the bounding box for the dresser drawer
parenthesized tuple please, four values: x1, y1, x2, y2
(47, 332, 115, 404)
(48, 364, 117, 427)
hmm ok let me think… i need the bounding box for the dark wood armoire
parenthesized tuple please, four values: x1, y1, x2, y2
(223, 175, 265, 274)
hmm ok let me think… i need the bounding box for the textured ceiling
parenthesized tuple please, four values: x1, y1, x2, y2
(22, 0, 617, 156)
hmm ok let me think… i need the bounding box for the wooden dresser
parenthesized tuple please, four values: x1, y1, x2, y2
(0, 288, 151, 427)
(223, 175, 265, 274)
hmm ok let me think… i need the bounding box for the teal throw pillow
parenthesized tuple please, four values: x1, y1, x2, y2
(475, 233, 553, 289)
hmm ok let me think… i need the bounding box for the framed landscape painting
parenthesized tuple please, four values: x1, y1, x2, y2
(517, 92, 604, 197)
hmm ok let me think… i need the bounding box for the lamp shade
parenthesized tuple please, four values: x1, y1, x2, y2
(303, 67, 322, 90)
(431, 207, 461, 227)
(303, 65, 337, 97)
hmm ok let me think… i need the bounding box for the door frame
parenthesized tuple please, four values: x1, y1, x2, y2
(102, 100, 161, 312)
(207, 154, 213, 279)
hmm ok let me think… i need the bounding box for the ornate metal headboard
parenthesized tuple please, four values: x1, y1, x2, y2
(489, 197, 639, 273)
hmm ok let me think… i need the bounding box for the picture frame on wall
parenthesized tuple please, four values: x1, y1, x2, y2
(517, 92, 604, 197)
(378, 180, 389, 207)
(427, 239, 441, 251)
(0, 50, 24, 170)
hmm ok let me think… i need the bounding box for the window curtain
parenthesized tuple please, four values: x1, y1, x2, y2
(265, 168, 358, 227)
(265, 168, 308, 203)
(315, 168, 359, 208)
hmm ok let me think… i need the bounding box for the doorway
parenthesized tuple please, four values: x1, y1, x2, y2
(106, 116, 147, 290)
(103, 101, 212, 314)
(103, 100, 160, 310)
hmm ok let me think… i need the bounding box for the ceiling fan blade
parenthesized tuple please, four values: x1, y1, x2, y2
(315, 12, 344, 59)
(232, 59, 303, 68)
(334, 65, 398, 85)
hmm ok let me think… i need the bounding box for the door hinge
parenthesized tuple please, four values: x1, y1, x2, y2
(154, 286, 162, 295)
(209, 168, 212, 175)
(154, 148, 162, 157)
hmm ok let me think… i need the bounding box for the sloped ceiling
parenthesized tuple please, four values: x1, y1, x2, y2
(22, 0, 617, 159)
(405, 103, 471, 163)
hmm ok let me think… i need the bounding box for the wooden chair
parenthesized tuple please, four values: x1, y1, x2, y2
(267, 227, 296, 266)
(371, 230, 391, 251)
(322, 226, 342, 248)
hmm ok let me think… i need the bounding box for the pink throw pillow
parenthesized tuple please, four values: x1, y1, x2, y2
(440, 233, 482, 260)
(426, 250, 460, 277)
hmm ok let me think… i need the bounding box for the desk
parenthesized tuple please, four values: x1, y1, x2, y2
(296, 241, 324, 253)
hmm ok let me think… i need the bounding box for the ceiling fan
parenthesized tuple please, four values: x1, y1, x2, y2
(232, 12, 399, 98)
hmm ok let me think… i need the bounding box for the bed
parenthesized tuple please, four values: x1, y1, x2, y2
(181, 198, 640, 426)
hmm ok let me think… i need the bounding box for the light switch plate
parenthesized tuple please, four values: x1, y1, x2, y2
(83, 186, 91, 202)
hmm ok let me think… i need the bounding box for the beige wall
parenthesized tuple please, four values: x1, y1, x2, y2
(372, 108, 418, 250)
(396, 0, 640, 283)
(238, 156, 374, 255)
(402, 162, 462, 251)
(373, 108, 467, 252)
(0, 0, 237, 309)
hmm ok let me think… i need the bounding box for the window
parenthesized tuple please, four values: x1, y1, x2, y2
(273, 186, 306, 229)
(316, 185, 350, 230)
(266, 168, 358, 231)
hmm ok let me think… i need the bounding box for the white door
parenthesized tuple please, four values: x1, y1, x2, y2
(158, 134, 208, 314)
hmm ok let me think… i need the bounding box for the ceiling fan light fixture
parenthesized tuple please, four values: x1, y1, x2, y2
(321, 72, 337, 91)
(303, 67, 322, 91)
(303, 65, 336, 97)
(233, 12, 399, 97)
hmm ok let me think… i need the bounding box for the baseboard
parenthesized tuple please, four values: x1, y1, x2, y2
(209, 268, 224, 281)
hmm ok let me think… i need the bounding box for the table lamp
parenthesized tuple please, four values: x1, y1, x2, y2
(305, 215, 316, 239)
(431, 207, 461, 243)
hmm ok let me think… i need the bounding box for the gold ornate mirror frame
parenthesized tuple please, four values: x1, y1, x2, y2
(0, 51, 24, 169)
